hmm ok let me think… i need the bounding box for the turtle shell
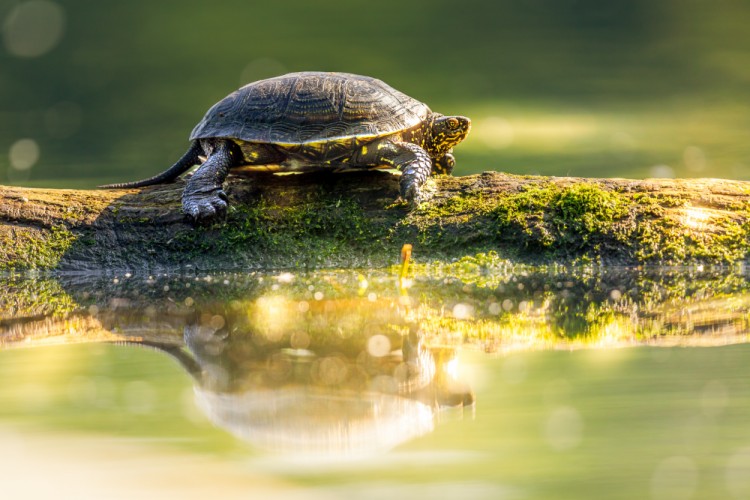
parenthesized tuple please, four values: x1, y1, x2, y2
(189, 72, 431, 146)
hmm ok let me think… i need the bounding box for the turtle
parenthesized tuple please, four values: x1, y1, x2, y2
(101, 72, 471, 223)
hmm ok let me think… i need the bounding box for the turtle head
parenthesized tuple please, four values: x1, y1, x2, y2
(426, 115, 471, 158)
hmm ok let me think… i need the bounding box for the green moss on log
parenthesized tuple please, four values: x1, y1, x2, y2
(1, 173, 750, 271)
(491, 182, 627, 253)
(0, 224, 77, 271)
(168, 193, 391, 267)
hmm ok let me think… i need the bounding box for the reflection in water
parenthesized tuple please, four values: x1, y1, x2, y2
(173, 297, 472, 455)
(0, 273, 474, 456)
(2, 264, 750, 455)
(413, 261, 750, 351)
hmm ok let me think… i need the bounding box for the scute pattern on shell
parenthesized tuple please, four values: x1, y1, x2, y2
(189, 72, 431, 145)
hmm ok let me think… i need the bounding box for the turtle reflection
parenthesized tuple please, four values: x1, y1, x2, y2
(161, 295, 474, 456)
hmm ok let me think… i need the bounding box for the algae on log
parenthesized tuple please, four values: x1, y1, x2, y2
(1, 171, 750, 271)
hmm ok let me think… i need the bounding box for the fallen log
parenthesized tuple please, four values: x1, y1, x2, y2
(1, 171, 749, 272)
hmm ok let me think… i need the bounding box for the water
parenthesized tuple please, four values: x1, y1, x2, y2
(2, 266, 750, 498)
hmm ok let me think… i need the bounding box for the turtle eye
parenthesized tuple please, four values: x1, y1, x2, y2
(447, 118, 459, 129)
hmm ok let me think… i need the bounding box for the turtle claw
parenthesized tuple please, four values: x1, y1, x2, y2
(183, 189, 228, 224)
(400, 183, 422, 210)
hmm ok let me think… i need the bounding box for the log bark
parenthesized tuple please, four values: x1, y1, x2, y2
(1, 171, 749, 272)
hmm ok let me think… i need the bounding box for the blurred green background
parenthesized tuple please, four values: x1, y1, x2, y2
(1, 0, 749, 187)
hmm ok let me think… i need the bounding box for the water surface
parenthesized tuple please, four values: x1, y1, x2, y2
(2, 266, 750, 498)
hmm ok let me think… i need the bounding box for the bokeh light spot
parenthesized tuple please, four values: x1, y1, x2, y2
(317, 356, 348, 385)
(683, 146, 707, 173)
(3, 1, 65, 58)
(290, 330, 310, 350)
(544, 405, 583, 451)
(9, 138, 39, 171)
(452, 303, 474, 320)
(367, 334, 391, 357)
(650, 164, 675, 178)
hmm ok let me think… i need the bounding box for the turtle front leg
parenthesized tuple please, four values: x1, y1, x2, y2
(183, 140, 237, 223)
(353, 140, 432, 208)
(433, 152, 455, 175)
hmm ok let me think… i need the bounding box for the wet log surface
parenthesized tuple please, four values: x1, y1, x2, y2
(1, 171, 749, 272)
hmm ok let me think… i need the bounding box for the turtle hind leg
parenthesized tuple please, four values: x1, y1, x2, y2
(99, 142, 202, 189)
(182, 140, 240, 223)
(353, 140, 432, 208)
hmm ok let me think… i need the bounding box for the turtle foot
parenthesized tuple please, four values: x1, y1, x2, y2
(400, 182, 423, 210)
(433, 153, 456, 175)
(182, 189, 228, 224)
